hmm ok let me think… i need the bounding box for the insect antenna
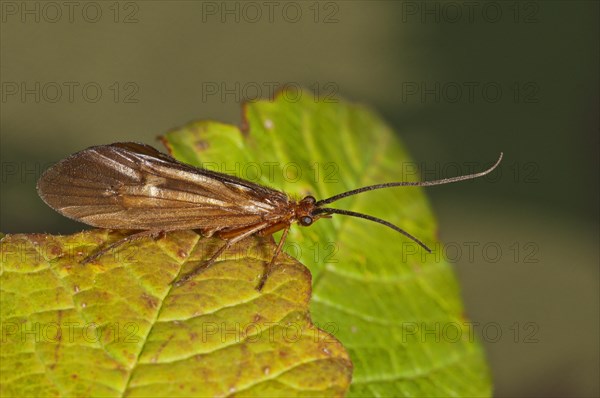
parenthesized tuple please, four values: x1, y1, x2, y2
(313, 207, 432, 252)
(315, 152, 503, 206)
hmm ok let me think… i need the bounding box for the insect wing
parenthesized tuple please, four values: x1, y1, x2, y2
(37, 142, 290, 231)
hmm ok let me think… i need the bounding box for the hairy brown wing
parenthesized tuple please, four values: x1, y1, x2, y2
(37, 142, 291, 230)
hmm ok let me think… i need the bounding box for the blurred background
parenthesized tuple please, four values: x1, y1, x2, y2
(1, 1, 598, 396)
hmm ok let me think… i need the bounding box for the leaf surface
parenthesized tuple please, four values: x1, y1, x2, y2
(0, 230, 352, 397)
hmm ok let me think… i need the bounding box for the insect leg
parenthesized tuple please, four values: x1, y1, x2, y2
(256, 224, 290, 291)
(172, 240, 233, 286)
(173, 222, 270, 287)
(81, 230, 165, 264)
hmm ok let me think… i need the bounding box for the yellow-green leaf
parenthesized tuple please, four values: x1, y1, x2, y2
(0, 230, 352, 397)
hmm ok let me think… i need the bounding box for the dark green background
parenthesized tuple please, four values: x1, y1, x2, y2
(1, 1, 598, 396)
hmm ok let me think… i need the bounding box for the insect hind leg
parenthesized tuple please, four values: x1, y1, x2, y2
(81, 230, 165, 264)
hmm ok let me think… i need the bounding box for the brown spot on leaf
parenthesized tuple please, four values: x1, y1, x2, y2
(141, 293, 158, 309)
(49, 245, 62, 256)
(151, 334, 174, 363)
(194, 139, 209, 151)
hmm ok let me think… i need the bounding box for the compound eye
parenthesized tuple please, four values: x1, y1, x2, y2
(300, 216, 313, 226)
(304, 195, 316, 204)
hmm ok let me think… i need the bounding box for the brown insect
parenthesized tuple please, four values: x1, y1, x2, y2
(37, 142, 503, 290)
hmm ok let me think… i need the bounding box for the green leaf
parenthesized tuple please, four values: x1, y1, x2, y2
(162, 87, 492, 397)
(0, 230, 352, 397)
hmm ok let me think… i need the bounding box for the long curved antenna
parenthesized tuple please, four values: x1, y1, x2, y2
(316, 152, 503, 206)
(314, 207, 432, 252)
